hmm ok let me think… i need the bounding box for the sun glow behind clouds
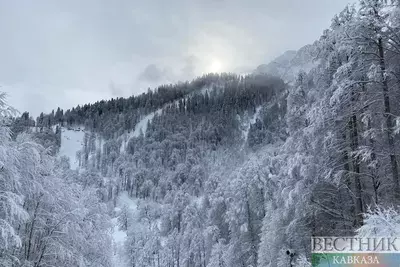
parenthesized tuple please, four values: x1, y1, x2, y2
(208, 59, 223, 73)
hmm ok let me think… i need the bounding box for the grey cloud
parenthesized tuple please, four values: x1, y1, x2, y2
(138, 56, 201, 86)
(138, 64, 168, 83)
(181, 56, 199, 78)
(109, 82, 125, 98)
(0, 0, 356, 116)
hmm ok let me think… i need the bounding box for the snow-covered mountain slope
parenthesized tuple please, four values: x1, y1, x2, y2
(133, 109, 163, 138)
(59, 86, 218, 167)
(58, 127, 137, 267)
(56, 85, 273, 267)
(118, 109, 163, 153)
(119, 87, 215, 153)
(238, 106, 262, 146)
(255, 44, 317, 83)
(59, 127, 85, 170)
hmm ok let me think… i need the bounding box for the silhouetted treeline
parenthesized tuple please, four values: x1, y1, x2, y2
(35, 73, 285, 140)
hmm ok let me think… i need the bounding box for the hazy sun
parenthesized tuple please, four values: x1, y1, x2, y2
(208, 59, 223, 73)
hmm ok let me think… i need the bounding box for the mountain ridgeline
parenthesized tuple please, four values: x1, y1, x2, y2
(5, 1, 400, 267)
(34, 73, 285, 140)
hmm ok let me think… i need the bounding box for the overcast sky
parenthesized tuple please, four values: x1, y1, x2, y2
(0, 0, 354, 117)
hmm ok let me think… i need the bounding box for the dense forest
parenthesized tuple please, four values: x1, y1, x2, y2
(4, 0, 400, 266)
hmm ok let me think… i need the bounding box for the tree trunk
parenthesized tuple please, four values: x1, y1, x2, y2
(245, 191, 258, 267)
(26, 199, 41, 260)
(378, 37, 400, 201)
(349, 110, 363, 227)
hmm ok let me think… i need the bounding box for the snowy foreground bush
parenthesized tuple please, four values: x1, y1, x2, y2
(0, 93, 112, 267)
(357, 206, 400, 238)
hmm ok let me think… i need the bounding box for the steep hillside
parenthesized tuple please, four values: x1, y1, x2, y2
(44, 73, 287, 266)
(255, 44, 318, 83)
(37, 73, 288, 267)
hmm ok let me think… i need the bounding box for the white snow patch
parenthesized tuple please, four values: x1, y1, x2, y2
(119, 86, 215, 153)
(97, 135, 104, 154)
(239, 106, 262, 145)
(250, 106, 262, 125)
(119, 131, 134, 153)
(111, 192, 138, 267)
(132, 109, 162, 138)
(111, 217, 126, 244)
(200, 87, 210, 96)
(119, 109, 163, 153)
(192, 196, 204, 208)
(59, 127, 85, 170)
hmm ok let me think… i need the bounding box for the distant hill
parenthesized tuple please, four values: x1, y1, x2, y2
(254, 44, 317, 83)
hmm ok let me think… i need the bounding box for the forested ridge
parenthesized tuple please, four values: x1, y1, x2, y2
(4, 1, 400, 266)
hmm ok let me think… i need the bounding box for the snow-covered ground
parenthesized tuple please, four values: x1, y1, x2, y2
(111, 192, 138, 267)
(57, 91, 223, 266)
(58, 126, 138, 267)
(59, 127, 85, 170)
(119, 132, 132, 153)
(239, 106, 262, 146)
(119, 109, 163, 153)
(133, 109, 162, 138)
(120, 87, 214, 152)
(200, 87, 210, 96)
